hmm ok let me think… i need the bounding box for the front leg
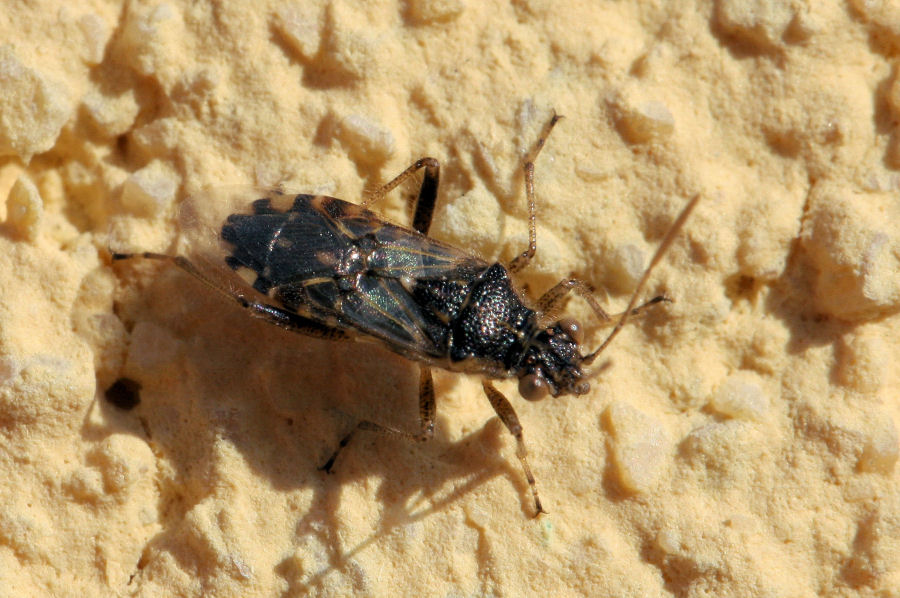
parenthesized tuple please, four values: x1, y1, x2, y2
(482, 380, 546, 517)
(536, 278, 610, 325)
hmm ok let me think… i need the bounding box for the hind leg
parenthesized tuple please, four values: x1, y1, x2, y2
(112, 252, 348, 340)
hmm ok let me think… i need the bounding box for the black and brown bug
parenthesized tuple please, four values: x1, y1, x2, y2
(112, 114, 699, 516)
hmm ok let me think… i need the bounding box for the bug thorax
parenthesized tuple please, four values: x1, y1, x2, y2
(516, 318, 589, 400)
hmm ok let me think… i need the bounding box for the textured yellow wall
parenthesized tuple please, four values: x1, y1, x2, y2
(1, 1, 898, 596)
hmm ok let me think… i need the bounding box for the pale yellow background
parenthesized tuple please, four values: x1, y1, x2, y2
(1, 1, 899, 596)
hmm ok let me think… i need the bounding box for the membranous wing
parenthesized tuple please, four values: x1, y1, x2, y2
(182, 189, 488, 360)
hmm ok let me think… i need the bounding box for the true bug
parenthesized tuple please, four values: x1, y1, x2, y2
(112, 114, 699, 516)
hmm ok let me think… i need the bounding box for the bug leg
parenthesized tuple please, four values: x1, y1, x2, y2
(508, 112, 563, 274)
(319, 365, 436, 473)
(111, 252, 348, 340)
(239, 302, 349, 340)
(537, 277, 673, 330)
(481, 380, 546, 517)
(536, 278, 611, 326)
(583, 194, 701, 365)
(598, 295, 672, 327)
(363, 157, 441, 235)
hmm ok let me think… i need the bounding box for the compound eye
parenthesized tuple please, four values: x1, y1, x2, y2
(558, 317, 584, 345)
(519, 372, 549, 401)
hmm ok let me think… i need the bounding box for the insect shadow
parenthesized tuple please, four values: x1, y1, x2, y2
(111, 256, 523, 505)
(112, 113, 699, 518)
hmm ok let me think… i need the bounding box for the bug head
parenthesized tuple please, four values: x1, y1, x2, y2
(517, 318, 590, 401)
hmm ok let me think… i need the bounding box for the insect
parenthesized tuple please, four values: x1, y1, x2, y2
(112, 114, 699, 516)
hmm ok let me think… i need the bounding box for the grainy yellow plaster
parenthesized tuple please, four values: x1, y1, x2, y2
(1, 1, 899, 596)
